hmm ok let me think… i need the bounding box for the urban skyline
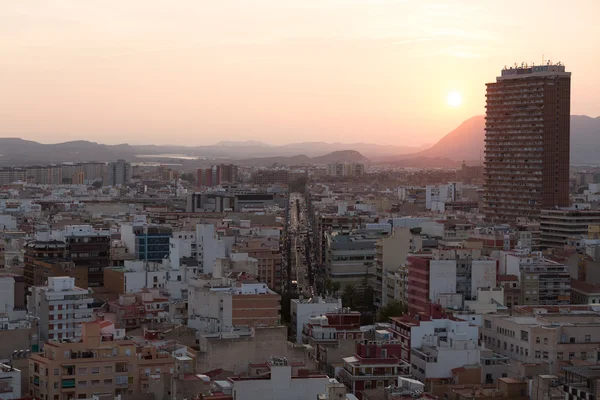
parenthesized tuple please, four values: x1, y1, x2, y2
(1, 1, 599, 147)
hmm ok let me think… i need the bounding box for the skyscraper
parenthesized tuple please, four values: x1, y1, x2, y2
(483, 63, 571, 222)
(105, 159, 132, 186)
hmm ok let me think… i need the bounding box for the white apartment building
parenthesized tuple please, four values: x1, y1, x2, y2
(291, 297, 343, 344)
(197, 224, 232, 274)
(425, 183, 460, 211)
(411, 332, 485, 384)
(28, 276, 93, 343)
(0, 363, 21, 399)
(111, 259, 197, 300)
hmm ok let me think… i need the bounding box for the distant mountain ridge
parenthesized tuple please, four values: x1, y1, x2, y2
(383, 114, 600, 166)
(0, 115, 597, 166)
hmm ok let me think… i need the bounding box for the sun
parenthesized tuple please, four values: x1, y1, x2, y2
(446, 91, 463, 107)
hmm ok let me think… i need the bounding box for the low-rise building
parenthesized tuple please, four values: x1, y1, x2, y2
(302, 309, 363, 375)
(337, 340, 411, 400)
(108, 291, 169, 329)
(188, 275, 280, 334)
(0, 363, 21, 399)
(200, 357, 331, 400)
(290, 297, 342, 344)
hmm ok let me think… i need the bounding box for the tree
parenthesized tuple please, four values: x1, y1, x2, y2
(331, 281, 341, 296)
(180, 172, 196, 183)
(377, 301, 406, 322)
(342, 284, 356, 308)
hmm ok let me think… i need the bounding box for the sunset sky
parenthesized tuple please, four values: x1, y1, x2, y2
(1, 1, 598, 146)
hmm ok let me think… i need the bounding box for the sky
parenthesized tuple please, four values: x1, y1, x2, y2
(0, 0, 599, 147)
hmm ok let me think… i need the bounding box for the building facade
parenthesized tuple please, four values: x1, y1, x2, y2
(483, 64, 571, 222)
(27, 276, 93, 343)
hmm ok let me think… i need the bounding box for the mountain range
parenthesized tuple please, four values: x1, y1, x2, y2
(381, 114, 600, 166)
(0, 114, 597, 166)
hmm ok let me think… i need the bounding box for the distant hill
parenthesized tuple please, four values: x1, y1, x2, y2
(236, 150, 368, 167)
(384, 115, 600, 166)
(0, 138, 413, 164)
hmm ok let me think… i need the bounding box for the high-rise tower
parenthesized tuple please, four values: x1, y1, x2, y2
(483, 63, 571, 222)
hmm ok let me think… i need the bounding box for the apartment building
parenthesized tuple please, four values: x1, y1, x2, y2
(53, 225, 111, 288)
(0, 363, 21, 399)
(411, 329, 508, 389)
(327, 163, 365, 177)
(105, 159, 132, 186)
(483, 64, 571, 222)
(197, 164, 238, 187)
(104, 259, 196, 300)
(233, 237, 282, 291)
(291, 297, 343, 344)
(540, 207, 600, 249)
(482, 308, 600, 375)
(28, 322, 175, 399)
(374, 228, 411, 307)
(500, 250, 570, 305)
(563, 365, 600, 400)
(302, 309, 363, 374)
(407, 248, 497, 314)
(325, 231, 381, 286)
(337, 340, 411, 400)
(389, 306, 479, 366)
(23, 238, 68, 287)
(382, 265, 408, 307)
(317, 213, 377, 266)
(188, 276, 280, 333)
(108, 291, 169, 329)
(28, 276, 94, 343)
(120, 221, 172, 262)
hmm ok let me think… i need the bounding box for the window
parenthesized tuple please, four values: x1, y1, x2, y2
(543, 352, 548, 359)
(521, 331, 529, 342)
(585, 335, 591, 343)
(91, 380, 100, 387)
(570, 337, 576, 343)
(78, 368, 86, 375)
(543, 338, 548, 345)
(536, 337, 540, 344)
(557, 352, 563, 360)
(91, 367, 100, 374)
(104, 366, 112, 374)
(54, 368, 59, 376)
(535, 351, 541, 359)
(104, 379, 112, 387)
(365, 382, 372, 390)
(581, 352, 587, 360)
(569, 353, 575, 360)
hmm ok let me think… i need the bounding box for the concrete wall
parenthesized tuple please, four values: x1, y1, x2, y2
(429, 260, 457, 301)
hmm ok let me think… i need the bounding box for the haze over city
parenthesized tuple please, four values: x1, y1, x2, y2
(1, 0, 599, 146)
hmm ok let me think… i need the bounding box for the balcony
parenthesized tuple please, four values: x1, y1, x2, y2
(61, 379, 76, 389)
(116, 364, 129, 373)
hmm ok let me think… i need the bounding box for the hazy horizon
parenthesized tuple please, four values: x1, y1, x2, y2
(1, 1, 599, 146)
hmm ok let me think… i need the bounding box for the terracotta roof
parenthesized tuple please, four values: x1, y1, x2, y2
(571, 279, 600, 295)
